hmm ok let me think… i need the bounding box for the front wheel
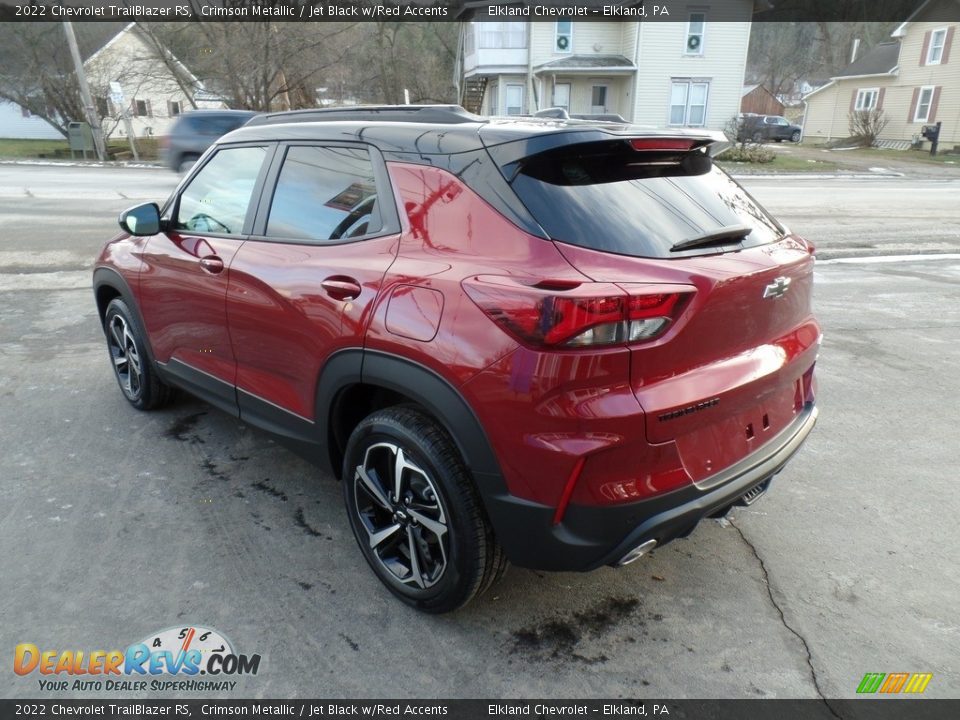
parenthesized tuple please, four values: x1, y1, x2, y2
(103, 298, 173, 410)
(342, 407, 507, 613)
(752, 131, 764, 143)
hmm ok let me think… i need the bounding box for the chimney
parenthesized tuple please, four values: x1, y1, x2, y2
(850, 38, 861, 64)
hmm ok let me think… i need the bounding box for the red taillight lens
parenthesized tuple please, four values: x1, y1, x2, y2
(463, 276, 692, 348)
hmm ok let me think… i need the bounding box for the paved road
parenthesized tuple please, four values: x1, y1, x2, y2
(1, 164, 958, 700)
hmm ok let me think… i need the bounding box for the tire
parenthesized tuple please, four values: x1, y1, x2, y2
(342, 406, 507, 613)
(752, 131, 764, 143)
(791, 130, 802, 143)
(103, 298, 174, 411)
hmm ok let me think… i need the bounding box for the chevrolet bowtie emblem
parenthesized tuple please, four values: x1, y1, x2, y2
(763, 276, 792, 299)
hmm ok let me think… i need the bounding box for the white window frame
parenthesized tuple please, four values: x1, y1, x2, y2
(555, 21, 572, 53)
(479, 21, 527, 49)
(669, 80, 710, 127)
(914, 86, 935, 122)
(927, 28, 947, 65)
(552, 82, 571, 112)
(505, 83, 525, 116)
(855, 88, 879, 111)
(685, 12, 706, 55)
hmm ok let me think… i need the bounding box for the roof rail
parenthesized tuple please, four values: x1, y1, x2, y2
(244, 105, 482, 127)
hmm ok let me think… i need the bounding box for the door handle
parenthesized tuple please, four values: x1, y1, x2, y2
(199, 256, 224, 274)
(321, 276, 362, 301)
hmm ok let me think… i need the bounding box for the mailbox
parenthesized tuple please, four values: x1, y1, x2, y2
(67, 122, 95, 159)
(921, 124, 940, 142)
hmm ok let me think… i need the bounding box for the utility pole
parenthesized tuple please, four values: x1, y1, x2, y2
(62, 21, 107, 161)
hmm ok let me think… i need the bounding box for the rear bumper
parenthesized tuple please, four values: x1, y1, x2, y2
(487, 403, 818, 571)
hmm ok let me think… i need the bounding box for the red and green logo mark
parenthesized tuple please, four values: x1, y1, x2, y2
(857, 672, 932, 694)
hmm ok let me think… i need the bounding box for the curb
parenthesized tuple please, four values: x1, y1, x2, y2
(0, 159, 165, 170)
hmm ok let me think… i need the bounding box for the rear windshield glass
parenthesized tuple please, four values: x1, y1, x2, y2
(509, 142, 783, 258)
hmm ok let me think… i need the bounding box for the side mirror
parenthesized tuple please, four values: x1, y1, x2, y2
(118, 202, 162, 236)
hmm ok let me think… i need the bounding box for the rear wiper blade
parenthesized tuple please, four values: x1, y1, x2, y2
(670, 224, 751, 252)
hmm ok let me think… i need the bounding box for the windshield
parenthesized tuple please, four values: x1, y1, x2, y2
(510, 142, 784, 258)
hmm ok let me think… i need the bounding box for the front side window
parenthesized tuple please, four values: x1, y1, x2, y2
(855, 89, 879, 111)
(669, 80, 709, 126)
(266, 146, 381, 243)
(175, 146, 268, 235)
(927, 28, 947, 65)
(915, 86, 935, 121)
(555, 21, 572, 53)
(505, 84, 524, 116)
(686, 13, 706, 54)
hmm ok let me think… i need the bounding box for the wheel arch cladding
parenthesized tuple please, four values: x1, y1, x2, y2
(93, 268, 157, 363)
(322, 350, 509, 523)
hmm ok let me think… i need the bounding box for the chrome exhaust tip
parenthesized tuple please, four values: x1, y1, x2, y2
(617, 539, 658, 566)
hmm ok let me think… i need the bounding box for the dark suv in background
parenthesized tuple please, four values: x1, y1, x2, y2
(739, 114, 803, 143)
(95, 106, 819, 612)
(160, 109, 257, 172)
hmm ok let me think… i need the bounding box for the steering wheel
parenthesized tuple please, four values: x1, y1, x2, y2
(330, 196, 376, 240)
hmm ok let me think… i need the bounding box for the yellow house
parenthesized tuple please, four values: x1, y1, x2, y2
(802, 0, 959, 147)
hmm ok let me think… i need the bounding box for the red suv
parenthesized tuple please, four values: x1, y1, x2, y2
(94, 106, 819, 612)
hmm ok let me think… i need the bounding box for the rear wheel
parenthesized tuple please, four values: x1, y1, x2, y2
(791, 130, 802, 143)
(103, 298, 173, 410)
(342, 406, 507, 613)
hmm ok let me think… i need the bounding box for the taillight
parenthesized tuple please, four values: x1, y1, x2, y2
(629, 138, 698, 152)
(462, 276, 692, 349)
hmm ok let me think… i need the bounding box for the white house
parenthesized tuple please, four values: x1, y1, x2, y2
(0, 23, 213, 141)
(83, 23, 206, 140)
(0, 100, 63, 140)
(460, 9, 753, 131)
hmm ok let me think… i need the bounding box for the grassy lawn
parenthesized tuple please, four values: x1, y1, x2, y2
(815, 145, 960, 166)
(0, 136, 160, 161)
(717, 154, 841, 173)
(0, 138, 69, 158)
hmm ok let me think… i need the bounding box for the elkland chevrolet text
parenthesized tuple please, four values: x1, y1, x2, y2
(94, 106, 819, 612)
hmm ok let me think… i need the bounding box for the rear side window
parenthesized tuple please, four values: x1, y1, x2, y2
(175, 146, 268, 235)
(510, 141, 783, 258)
(265, 145, 381, 243)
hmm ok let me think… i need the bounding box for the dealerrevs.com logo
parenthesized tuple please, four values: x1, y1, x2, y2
(14, 626, 261, 692)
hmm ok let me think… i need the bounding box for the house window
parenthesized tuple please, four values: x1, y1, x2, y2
(133, 99, 151, 117)
(169, 100, 182, 116)
(20, 105, 31, 118)
(914, 86, 935, 121)
(855, 88, 879, 111)
(489, 81, 498, 115)
(555, 21, 572, 53)
(505, 84, 524, 116)
(669, 80, 709, 126)
(927, 28, 947, 65)
(478, 22, 527, 49)
(553, 82, 571, 112)
(686, 13, 706, 55)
